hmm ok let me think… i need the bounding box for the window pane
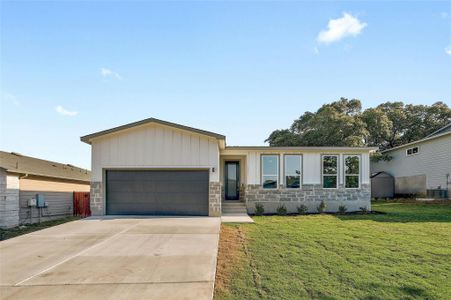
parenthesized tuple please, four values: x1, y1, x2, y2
(412, 147, 418, 154)
(262, 155, 278, 175)
(286, 176, 300, 188)
(263, 176, 278, 189)
(323, 156, 337, 174)
(345, 156, 359, 174)
(345, 176, 359, 188)
(285, 155, 301, 176)
(407, 149, 412, 155)
(323, 176, 337, 188)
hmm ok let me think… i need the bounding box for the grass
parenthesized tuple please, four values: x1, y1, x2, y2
(0, 216, 80, 241)
(214, 200, 451, 300)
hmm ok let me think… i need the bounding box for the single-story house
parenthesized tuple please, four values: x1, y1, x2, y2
(0, 151, 91, 228)
(81, 118, 376, 217)
(371, 123, 451, 198)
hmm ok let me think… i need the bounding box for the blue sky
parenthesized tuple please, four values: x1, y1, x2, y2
(1, 1, 450, 169)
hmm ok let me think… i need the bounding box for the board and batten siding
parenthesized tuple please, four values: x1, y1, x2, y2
(226, 150, 371, 186)
(371, 134, 451, 190)
(90, 123, 220, 182)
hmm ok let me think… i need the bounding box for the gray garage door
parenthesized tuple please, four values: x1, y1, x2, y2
(106, 170, 209, 216)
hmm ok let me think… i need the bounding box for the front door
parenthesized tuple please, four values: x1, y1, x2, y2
(225, 162, 240, 200)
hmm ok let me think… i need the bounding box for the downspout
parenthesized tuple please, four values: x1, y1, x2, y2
(18, 174, 30, 223)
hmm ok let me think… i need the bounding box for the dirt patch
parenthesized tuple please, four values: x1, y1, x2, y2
(214, 225, 245, 296)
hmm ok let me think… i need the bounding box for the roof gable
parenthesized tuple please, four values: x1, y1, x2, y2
(81, 118, 226, 144)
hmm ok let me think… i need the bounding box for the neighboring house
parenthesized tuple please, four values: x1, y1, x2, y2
(371, 123, 451, 198)
(0, 151, 90, 228)
(81, 118, 376, 217)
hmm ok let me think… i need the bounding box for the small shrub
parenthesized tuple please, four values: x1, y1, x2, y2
(317, 201, 326, 214)
(297, 204, 308, 215)
(338, 205, 347, 214)
(255, 203, 264, 216)
(276, 204, 287, 216)
(360, 206, 369, 214)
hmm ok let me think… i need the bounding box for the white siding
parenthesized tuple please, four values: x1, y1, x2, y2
(91, 123, 220, 182)
(371, 134, 451, 189)
(221, 149, 372, 186)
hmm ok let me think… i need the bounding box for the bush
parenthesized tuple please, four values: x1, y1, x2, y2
(338, 205, 347, 214)
(276, 204, 287, 216)
(297, 204, 308, 215)
(360, 206, 369, 214)
(255, 203, 264, 216)
(317, 201, 326, 214)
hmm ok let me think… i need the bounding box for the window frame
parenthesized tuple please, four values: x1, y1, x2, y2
(284, 154, 302, 189)
(321, 154, 339, 189)
(261, 154, 279, 189)
(343, 154, 361, 189)
(406, 146, 419, 156)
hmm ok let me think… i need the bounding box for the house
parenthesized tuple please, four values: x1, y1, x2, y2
(81, 118, 377, 217)
(371, 123, 451, 198)
(0, 151, 91, 228)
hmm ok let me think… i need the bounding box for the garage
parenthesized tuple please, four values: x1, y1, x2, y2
(106, 170, 209, 216)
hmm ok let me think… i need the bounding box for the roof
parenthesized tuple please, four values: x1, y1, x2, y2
(81, 118, 226, 144)
(225, 146, 379, 151)
(426, 123, 451, 138)
(381, 129, 451, 153)
(0, 151, 90, 182)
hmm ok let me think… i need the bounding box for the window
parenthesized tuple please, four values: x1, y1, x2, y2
(261, 155, 279, 189)
(322, 155, 338, 188)
(344, 155, 360, 188)
(284, 155, 301, 188)
(406, 146, 419, 156)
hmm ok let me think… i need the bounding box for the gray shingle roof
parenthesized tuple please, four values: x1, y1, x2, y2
(0, 151, 90, 182)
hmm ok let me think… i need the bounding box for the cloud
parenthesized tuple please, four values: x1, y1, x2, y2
(317, 12, 367, 44)
(440, 12, 448, 19)
(100, 67, 122, 80)
(55, 105, 78, 116)
(446, 46, 451, 56)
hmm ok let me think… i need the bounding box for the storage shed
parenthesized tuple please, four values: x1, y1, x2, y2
(370, 171, 394, 199)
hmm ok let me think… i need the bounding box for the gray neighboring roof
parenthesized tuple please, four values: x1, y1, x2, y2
(81, 118, 226, 144)
(225, 146, 379, 151)
(426, 123, 451, 138)
(0, 151, 90, 182)
(381, 128, 451, 153)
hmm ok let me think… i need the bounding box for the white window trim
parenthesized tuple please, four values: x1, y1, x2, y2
(321, 154, 339, 189)
(261, 154, 279, 189)
(284, 154, 302, 189)
(343, 154, 361, 189)
(406, 146, 419, 157)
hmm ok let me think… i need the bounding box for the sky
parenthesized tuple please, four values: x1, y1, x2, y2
(1, 1, 450, 170)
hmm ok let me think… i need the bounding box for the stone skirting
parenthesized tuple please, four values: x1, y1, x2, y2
(209, 182, 221, 217)
(0, 171, 20, 229)
(245, 184, 371, 214)
(90, 181, 103, 216)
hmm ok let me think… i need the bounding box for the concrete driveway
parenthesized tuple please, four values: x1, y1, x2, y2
(0, 217, 220, 300)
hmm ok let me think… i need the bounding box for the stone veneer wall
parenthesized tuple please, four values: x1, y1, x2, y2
(245, 184, 371, 214)
(0, 170, 20, 228)
(209, 182, 221, 216)
(90, 181, 103, 216)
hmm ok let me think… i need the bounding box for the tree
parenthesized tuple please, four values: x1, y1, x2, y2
(266, 98, 368, 147)
(265, 99, 451, 149)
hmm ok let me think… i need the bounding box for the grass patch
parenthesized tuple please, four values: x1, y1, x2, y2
(0, 216, 81, 241)
(214, 200, 451, 299)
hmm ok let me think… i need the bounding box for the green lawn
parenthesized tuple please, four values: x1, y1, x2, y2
(215, 201, 451, 300)
(0, 216, 80, 241)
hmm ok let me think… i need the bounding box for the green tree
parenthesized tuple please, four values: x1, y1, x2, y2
(266, 99, 450, 149)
